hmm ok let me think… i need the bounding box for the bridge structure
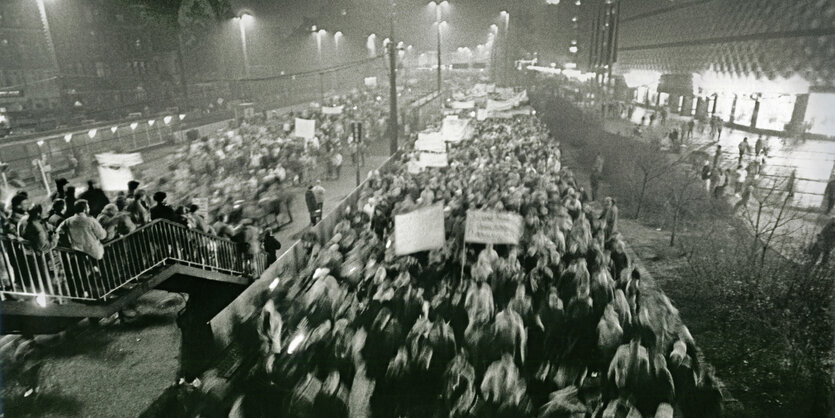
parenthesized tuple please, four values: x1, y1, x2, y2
(0, 219, 266, 335)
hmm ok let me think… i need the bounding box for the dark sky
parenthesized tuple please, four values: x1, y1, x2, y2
(232, 0, 537, 53)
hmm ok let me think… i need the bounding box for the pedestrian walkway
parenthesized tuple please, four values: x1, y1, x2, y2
(597, 102, 830, 256)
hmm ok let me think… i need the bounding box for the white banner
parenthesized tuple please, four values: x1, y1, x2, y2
(394, 204, 445, 255)
(322, 105, 344, 115)
(364, 77, 378, 87)
(294, 118, 316, 139)
(98, 165, 134, 192)
(441, 116, 472, 142)
(419, 152, 448, 168)
(415, 131, 446, 153)
(477, 109, 489, 121)
(95, 152, 143, 167)
(464, 209, 524, 245)
(450, 100, 475, 109)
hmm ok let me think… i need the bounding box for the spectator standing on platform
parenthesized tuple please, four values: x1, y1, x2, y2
(47, 199, 66, 229)
(716, 119, 724, 140)
(21, 205, 55, 253)
(79, 180, 110, 218)
(755, 136, 764, 156)
(150, 192, 181, 224)
(649, 113, 656, 126)
(58, 200, 107, 260)
(687, 119, 695, 140)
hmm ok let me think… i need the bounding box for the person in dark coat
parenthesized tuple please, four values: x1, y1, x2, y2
(79, 180, 110, 217)
(263, 227, 282, 266)
(150, 191, 179, 223)
(64, 186, 77, 217)
(51, 177, 69, 201)
(305, 185, 319, 225)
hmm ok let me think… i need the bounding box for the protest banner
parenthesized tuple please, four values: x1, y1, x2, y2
(441, 116, 472, 142)
(96, 153, 143, 192)
(415, 131, 446, 153)
(294, 118, 316, 139)
(322, 105, 344, 115)
(419, 152, 448, 168)
(450, 100, 475, 109)
(394, 204, 445, 255)
(464, 209, 524, 245)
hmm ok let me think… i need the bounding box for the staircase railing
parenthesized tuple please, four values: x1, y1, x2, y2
(0, 219, 266, 305)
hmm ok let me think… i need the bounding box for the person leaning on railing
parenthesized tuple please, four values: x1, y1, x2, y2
(56, 200, 107, 298)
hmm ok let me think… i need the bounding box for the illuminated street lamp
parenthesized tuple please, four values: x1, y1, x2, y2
(235, 13, 254, 78)
(429, 1, 449, 94)
(63, 133, 72, 142)
(88, 128, 97, 139)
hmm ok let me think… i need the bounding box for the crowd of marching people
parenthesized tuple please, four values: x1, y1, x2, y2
(0, 87, 402, 302)
(215, 112, 722, 417)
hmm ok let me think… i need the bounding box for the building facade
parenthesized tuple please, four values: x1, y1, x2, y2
(597, 0, 835, 137)
(0, 0, 178, 132)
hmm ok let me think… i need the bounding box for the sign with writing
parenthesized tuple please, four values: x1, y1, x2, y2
(192, 197, 209, 220)
(415, 131, 446, 153)
(419, 152, 448, 168)
(294, 118, 316, 139)
(394, 204, 445, 255)
(322, 105, 344, 115)
(464, 210, 524, 245)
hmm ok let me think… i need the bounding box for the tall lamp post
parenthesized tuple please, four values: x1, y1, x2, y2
(500, 10, 509, 86)
(429, 1, 449, 95)
(236, 13, 253, 78)
(387, 0, 399, 155)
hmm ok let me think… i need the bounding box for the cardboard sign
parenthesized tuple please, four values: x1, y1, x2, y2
(464, 210, 524, 245)
(294, 118, 316, 139)
(192, 197, 209, 220)
(415, 131, 446, 153)
(322, 105, 344, 115)
(98, 165, 134, 192)
(450, 100, 475, 109)
(394, 204, 445, 255)
(419, 152, 448, 168)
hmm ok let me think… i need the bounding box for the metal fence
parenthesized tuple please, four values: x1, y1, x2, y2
(0, 219, 265, 304)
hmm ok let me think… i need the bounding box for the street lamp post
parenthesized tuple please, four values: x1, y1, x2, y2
(500, 11, 510, 86)
(237, 13, 253, 78)
(387, 0, 399, 155)
(430, 1, 448, 95)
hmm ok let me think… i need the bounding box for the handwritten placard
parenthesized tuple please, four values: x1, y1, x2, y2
(464, 209, 523, 245)
(394, 204, 445, 255)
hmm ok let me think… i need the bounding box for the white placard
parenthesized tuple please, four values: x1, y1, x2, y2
(364, 77, 378, 87)
(450, 100, 475, 109)
(294, 118, 316, 139)
(464, 209, 524, 245)
(98, 165, 134, 192)
(394, 204, 445, 255)
(419, 152, 448, 168)
(415, 132, 446, 153)
(322, 105, 344, 115)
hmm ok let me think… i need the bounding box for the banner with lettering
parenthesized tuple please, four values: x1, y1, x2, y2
(394, 204, 445, 255)
(415, 131, 446, 153)
(464, 209, 524, 245)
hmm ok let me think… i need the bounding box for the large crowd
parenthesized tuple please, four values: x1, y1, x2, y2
(207, 112, 723, 417)
(0, 88, 400, 300)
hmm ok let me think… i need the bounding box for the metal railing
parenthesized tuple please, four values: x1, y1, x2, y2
(0, 219, 266, 305)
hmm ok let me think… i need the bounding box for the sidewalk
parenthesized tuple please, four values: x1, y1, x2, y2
(595, 102, 829, 255)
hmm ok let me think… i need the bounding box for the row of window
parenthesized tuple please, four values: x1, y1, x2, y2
(63, 60, 157, 77)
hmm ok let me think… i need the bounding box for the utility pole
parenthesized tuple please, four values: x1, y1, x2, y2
(388, 0, 399, 155)
(436, 12, 442, 95)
